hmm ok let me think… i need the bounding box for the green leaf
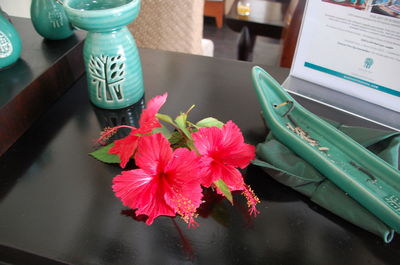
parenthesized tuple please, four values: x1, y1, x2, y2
(175, 113, 192, 140)
(196, 117, 224, 128)
(169, 131, 184, 145)
(175, 113, 187, 129)
(156, 113, 175, 125)
(169, 131, 188, 149)
(152, 125, 172, 139)
(214, 179, 233, 204)
(186, 140, 197, 153)
(89, 143, 121, 164)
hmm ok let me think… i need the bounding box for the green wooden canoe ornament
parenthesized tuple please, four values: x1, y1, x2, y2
(252, 66, 400, 234)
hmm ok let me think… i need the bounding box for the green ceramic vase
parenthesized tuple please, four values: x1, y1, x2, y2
(63, 0, 144, 109)
(0, 13, 22, 70)
(31, 0, 74, 40)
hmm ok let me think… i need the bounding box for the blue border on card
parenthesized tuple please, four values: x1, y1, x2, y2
(304, 62, 400, 97)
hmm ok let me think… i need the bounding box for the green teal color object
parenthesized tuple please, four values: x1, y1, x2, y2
(0, 14, 22, 70)
(63, 0, 144, 109)
(30, 0, 74, 40)
(254, 123, 399, 242)
(252, 66, 400, 234)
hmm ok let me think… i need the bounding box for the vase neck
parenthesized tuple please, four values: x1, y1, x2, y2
(88, 25, 127, 34)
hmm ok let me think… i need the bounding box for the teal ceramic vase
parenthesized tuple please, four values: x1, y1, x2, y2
(63, 0, 144, 109)
(0, 13, 22, 70)
(30, 0, 74, 40)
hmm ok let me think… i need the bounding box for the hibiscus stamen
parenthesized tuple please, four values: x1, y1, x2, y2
(97, 125, 137, 145)
(174, 193, 199, 228)
(242, 185, 260, 217)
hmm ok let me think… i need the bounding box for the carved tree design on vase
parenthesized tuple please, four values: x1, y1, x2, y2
(0, 32, 13, 58)
(88, 54, 126, 103)
(48, 10, 64, 28)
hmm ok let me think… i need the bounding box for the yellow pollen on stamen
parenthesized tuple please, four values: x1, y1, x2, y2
(173, 193, 199, 227)
(242, 185, 260, 217)
(98, 127, 118, 144)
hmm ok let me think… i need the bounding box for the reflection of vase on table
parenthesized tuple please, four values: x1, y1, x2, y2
(93, 98, 144, 141)
(64, 0, 144, 109)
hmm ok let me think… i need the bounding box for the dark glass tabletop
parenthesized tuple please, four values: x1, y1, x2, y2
(0, 49, 399, 265)
(0, 17, 85, 108)
(0, 17, 86, 156)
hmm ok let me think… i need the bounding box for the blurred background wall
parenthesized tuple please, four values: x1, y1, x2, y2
(0, 0, 32, 18)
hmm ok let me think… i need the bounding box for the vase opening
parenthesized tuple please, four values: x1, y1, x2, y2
(66, 0, 133, 11)
(64, 0, 140, 31)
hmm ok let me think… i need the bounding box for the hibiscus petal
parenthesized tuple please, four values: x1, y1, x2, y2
(220, 121, 245, 148)
(165, 148, 201, 184)
(109, 133, 140, 168)
(135, 133, 173, 178)
(139, 93, 168, 132)
(220, 142, 255, 169)
(192, 121, 255, 170)
(163, 148, 203, 225)
(165, 148, 203, 209)
(192, 126, 221, 156)
(218, 121, 256, 168)
(211, 161, 245, 192)
(113, 169, 176, 225)
(197, 156, 217, 188)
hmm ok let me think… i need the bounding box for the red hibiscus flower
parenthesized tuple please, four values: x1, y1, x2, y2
(98, 93, 167, 168)
(192, 121, 259, 215)
(112, 133, 203, 226)
(193, 121, 255, 189)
